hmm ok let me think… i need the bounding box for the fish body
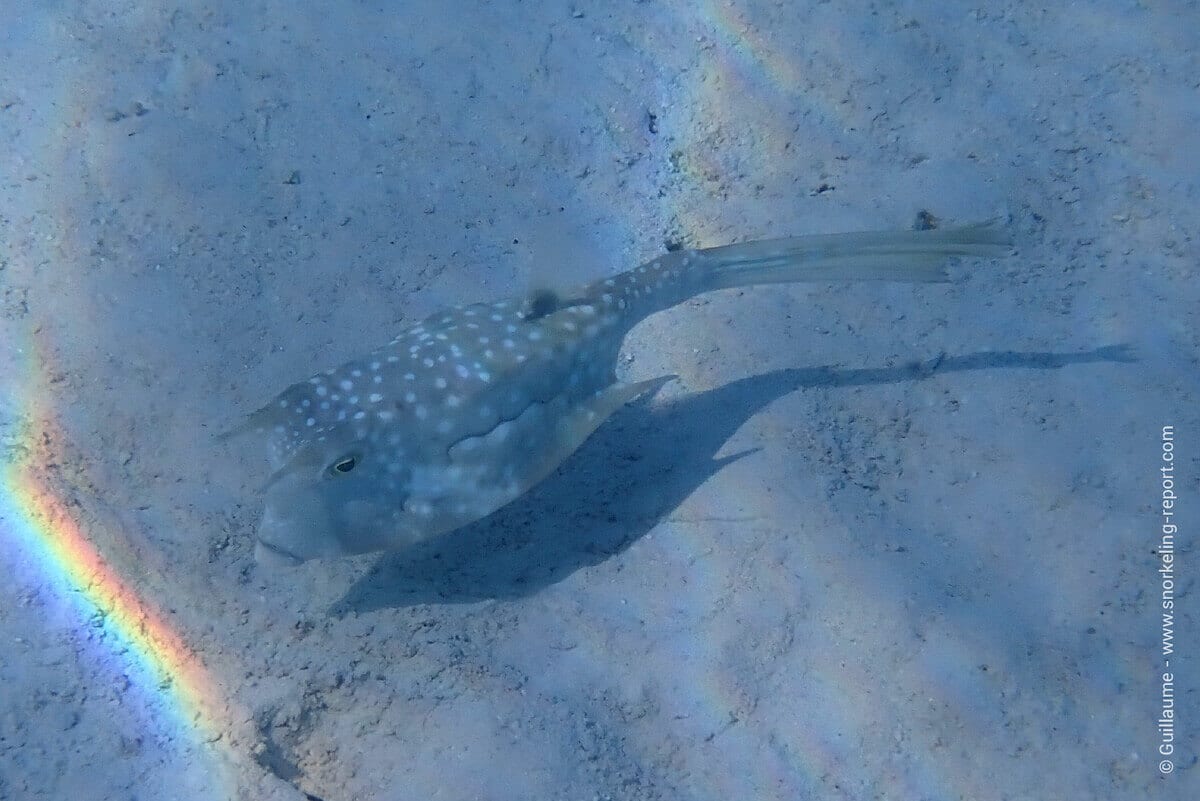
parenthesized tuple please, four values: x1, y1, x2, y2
(236, 223, 1010, 565)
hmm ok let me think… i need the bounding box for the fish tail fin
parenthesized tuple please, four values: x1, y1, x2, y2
(584, 221, 1012, 333)
(699, 221, 1012, 289)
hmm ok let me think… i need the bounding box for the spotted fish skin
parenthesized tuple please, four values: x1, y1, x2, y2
(238, 223, 1010, 565)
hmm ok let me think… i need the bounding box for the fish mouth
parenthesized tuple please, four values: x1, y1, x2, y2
(254, 538, 305, 567)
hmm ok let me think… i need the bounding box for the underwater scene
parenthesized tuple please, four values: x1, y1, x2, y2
(0, 2, 1195, 799)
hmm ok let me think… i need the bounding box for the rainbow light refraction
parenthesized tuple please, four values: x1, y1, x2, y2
(0, 340, 238, 795)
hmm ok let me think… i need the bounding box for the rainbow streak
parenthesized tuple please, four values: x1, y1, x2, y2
(1, 341, 238, 796)
(592, 8, 859, 792)
(704, 0, 806, 99)
(581, 4, 1095, 798)
(617, 2, 855, 248)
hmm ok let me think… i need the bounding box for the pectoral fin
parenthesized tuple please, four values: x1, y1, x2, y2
(552, 374, 677, 457)
(446, 376, 679, 521)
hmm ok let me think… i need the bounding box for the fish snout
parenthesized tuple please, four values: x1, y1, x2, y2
(254, 483, 339, 565)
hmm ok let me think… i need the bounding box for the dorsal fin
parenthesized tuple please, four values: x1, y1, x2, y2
(518, 287, 594, 321)
(518, 288, 560, 320)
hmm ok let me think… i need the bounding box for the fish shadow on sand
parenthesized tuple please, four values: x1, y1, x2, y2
(332, 344, 1132, 614)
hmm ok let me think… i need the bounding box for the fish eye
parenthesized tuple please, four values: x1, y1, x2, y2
(330, 455, 357, 474)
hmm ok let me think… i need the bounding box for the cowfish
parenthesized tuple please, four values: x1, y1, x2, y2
(229, 223, 1010, 566)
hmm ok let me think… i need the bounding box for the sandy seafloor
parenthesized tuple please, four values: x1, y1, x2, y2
(1, 1, 1197, 799)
